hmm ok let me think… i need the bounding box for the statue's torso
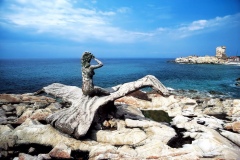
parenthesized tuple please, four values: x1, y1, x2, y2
(82, 67, 94, 95)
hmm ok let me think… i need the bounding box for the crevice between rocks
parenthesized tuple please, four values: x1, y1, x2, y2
(1, 143, 90, 160)
(167, 125, 194, 148)
(1, 143, 52, 159)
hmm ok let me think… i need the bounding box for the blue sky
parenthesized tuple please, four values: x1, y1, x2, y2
(0, 0, 240, 59)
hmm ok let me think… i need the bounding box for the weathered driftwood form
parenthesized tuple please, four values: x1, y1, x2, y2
(45, 75, 169, 138)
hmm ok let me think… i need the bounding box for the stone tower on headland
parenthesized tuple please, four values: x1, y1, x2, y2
(216, 46, 227, 59)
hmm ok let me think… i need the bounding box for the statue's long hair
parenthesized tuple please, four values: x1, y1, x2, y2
(81, 52, 93, 68)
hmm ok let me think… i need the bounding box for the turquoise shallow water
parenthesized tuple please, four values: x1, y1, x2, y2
(0, 58, 239, 98)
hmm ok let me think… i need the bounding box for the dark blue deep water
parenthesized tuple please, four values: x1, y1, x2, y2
(0, 58, 239, 98)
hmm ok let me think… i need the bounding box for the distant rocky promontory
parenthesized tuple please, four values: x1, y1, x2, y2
(175, 46, 229, 64)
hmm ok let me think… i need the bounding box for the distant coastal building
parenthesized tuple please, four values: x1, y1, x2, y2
(216, 46, 227, 59)
(228, 56, 240, 62)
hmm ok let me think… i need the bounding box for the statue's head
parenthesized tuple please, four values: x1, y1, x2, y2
(81, 51, 93, 68)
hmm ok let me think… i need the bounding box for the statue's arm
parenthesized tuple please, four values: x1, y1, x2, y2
(90, 58, 103, 69)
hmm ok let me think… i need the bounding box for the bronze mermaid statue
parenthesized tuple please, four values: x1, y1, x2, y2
(81, 51, 110, 97)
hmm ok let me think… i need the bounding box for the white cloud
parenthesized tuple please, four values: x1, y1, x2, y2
(117, 7, 131, 14)
(170, 13, 240, 39)
(0, 0, 239, 43)
(1, 0, 144, 43)
(187, 20, 207, 31)
(156, 27, 167, 32)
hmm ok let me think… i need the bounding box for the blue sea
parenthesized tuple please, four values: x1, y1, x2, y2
(0, 58, 240, 98)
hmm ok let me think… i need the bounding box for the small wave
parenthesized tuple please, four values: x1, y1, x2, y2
(225, 62, 240, 66)
(229, 83, 240, 88)
(167, 87, 174, 91)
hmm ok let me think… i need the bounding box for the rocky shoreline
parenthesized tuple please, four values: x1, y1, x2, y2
(1, 84, 240, 159)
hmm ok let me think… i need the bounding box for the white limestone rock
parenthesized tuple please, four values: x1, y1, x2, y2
(12, 119, 92, 151)
(220, 129, 240, 147)
(91, 128, 147, 145)
(194, 115, 224, 130)
(224, 121, 240, 133)
(171, 115, 240, 159)
(125, 118, 163, 128)
(175, 56, 227, 64)
(48, 143, 72, 159)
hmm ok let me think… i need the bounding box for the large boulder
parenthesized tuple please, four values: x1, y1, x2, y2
(171, 115, 240, 159)
(91, 128, 147, 145)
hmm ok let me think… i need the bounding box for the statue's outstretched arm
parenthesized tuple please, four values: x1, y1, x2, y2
(90, 58, 103, 69)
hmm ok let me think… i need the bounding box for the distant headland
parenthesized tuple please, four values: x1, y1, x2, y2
(175, 46, 240, 65)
